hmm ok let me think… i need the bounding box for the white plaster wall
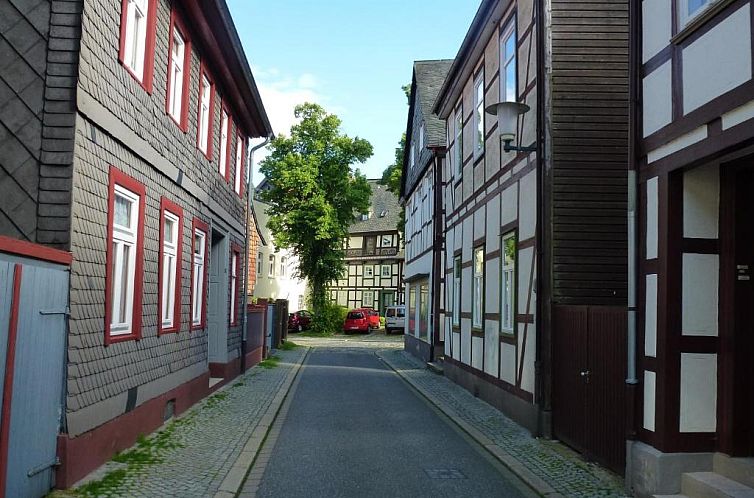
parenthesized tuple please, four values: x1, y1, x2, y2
(519, 322, 536, 394)
(644, 370, 656, 431)
(683, 4, 752, 114)
(722, 99, 754, 130)
(452, 331, 461, 361)
(404, 250, 432, 281)
(680, 353, 717, 433)
(682, 253, 719, 336)
(472, 336, 484, 370)
(642, 0, 672, 63)
(486, 194, 501, 251)
(646, 177, 659, 260)
(643, 62, 672, 137)
(647, 125, 708, 163)
(519, 172, 537, 240)
(474, 205, 486, 242)
(485, 256, 500, 314)
(645, 274, 658, 357)
(461, 320, 471, 365)
(484, 320, 499, 376)
(501, 183, 518, 227)
(501, 342, 517, 385)
(518, 247, 535, 314)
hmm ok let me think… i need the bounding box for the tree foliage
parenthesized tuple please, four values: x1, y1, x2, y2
(379, 84, 411, 236)
(259, 103, 372, 313)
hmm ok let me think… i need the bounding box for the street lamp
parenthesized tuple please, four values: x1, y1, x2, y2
(485, 101, 536, 153)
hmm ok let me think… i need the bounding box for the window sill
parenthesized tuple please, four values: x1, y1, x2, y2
(106, 332, 140, 345)
(159, 326, 180, 335)
(671, 0, 735, 45)
(190, 323, 204, 332)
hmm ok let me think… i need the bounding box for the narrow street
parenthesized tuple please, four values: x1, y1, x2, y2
(241, 337, 537, 498)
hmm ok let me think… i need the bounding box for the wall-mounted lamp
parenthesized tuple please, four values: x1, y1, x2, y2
(485, 101, 536, 153)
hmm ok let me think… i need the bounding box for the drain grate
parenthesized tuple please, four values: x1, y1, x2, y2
(424, 469, 467, 480)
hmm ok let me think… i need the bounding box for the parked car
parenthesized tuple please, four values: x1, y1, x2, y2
(360, 308, 380, 329)
(343, 310, 370, 334)
(288, 310, 313, 332)
(385, 305, 405, 335)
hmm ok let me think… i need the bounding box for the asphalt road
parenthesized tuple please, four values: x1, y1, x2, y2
(253, 347, 537, 498)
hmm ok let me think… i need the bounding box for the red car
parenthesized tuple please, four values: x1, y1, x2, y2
(343, 310, 370, 334)
(288, 310, 313, 332)
(360, 308, 380, 329)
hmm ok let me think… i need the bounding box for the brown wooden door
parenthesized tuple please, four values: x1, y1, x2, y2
(553, 305, 627, 473)
(721, 165, 754, 456)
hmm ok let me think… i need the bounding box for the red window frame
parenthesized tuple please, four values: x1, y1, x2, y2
(190, 217, 210, 331)
(219, 104, 233, 182)
(230, 242, 242, 326)
(165, 9, 192, 132)
(118, 0, 158, 93)
(105, 166, 146, 345)
(158, 197, 184, 335)
(196, 63, 215, 161)
(235, 134, 246, 197)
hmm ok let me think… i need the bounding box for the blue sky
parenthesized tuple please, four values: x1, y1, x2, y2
(226, 0, 480, 182)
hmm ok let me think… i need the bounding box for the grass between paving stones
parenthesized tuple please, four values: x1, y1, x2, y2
(279, 340, 299, 350)
(259, 355, 281, 368)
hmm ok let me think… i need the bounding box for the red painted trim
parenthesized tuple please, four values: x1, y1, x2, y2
(196, 64, 215, 160)
(0, 235, 72, 265)
(165, 9, 192, 132)
(225, 112, 234, 183)
(230, 242, 242, 326)
(105, 166, 146, 345)
(158, 197, 184, 335)
(0, 264, 22, 497)
(190, 217, 210, 331)
(118, 0, 157, 94)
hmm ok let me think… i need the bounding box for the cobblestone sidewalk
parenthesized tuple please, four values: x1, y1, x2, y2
(377, 349, 628, 498)
(67, 347, 307, 498)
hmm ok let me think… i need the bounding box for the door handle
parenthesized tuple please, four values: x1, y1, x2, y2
(580, 369, 591, 383)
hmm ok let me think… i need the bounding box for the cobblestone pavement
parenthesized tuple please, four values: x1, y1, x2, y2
(378, 349, 628, 498)
(69, 347, 307, 498)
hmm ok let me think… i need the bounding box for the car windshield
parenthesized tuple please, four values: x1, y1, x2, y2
(397, 308, 405, 317)
(386, 309, 395, 317)
(347, 312, 364, 319)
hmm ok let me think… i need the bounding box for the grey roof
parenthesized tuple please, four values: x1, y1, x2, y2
(349, 180, 400, 234)
(414, 60, 454, 147)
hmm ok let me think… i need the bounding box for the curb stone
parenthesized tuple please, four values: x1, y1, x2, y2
(212, 347, 309, 498)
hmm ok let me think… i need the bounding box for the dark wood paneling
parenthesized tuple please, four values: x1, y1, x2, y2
(550, 0, 630, 306)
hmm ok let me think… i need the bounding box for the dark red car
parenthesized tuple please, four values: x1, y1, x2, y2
(343, 310, 370, 334)
(288, 310, 312, 332)
(360, 308, 380, 329)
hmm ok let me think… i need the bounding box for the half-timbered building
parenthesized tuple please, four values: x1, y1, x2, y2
(630, 0, 754, 495)
(0, 0, 272, 492)
(402, 59, 453, 362)
(434, 0, 630, 474)
(329, 180, 404, 313)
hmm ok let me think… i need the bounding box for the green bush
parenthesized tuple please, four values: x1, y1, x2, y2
(309, 301, 348, 335)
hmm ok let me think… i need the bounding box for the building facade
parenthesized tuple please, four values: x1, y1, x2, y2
(433, 0, 630, 474)
(0, 0, 272, 491)
(251, 197, 308, 311)
(630, 0, 754, 495)
(402, 60, 453, 362)
(329, 180, 404, 313)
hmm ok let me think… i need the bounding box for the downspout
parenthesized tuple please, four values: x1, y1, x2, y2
(626, 0, 640, 438)
(241, 136, 271, 373)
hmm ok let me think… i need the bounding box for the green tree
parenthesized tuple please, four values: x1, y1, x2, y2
(259, 103, 372, 316)
(380, 84, 411, 235)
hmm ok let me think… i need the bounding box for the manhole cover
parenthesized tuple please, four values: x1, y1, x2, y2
(424, 469, 467, 479)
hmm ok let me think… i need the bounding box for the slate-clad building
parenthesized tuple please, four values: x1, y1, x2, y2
(401, 59, 453, 362)
(330, 180, 404, 313)
(0, 0, 271, 491)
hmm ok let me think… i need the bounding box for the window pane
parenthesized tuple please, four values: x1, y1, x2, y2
(119, 244, 131, 324)
(505, 63, 516, 102)
(114, 195, 132, 228)
(688, 0, 707, 15)
(505, 32, 516, 60)
(164, 217, 175, 245)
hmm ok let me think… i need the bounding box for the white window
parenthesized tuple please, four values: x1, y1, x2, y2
(410, 144, 415, 169)
(381, 265, 391, 277)
(230, 251, 238, 323)
(452, 256, 461, 327)
(419, 122, 425, 151)
(501, 233, 516, 333)
(257, 252, 263, 275)
(472, 246, 484, 329)
(167, 27, 185, 123)
(363, 291, 374, 308)
(280, 256, 286, 277)
(268, 254, 275, 277)
(111, 185, 140, 335)
(679, 0, 713, 27)
(198, 75, 211, 153)
(123, 0, 149, 80)
(474, 73, 485, 157)
(454, 109, 463, 176)
(192, 228, 206, 326)
(234, 136, 244, 194)
(365, 266, 374, 278)
(161, 210, 180, 329)
(219, 110, 229, 177)
(501, 19, 517, 103)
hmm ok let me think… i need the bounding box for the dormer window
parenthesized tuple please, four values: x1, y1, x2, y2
(379, 210, 387, 218)
(361, 212, 370, 221)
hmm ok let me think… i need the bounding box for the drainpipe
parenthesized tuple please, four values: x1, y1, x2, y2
(241, 136, 271, 373)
